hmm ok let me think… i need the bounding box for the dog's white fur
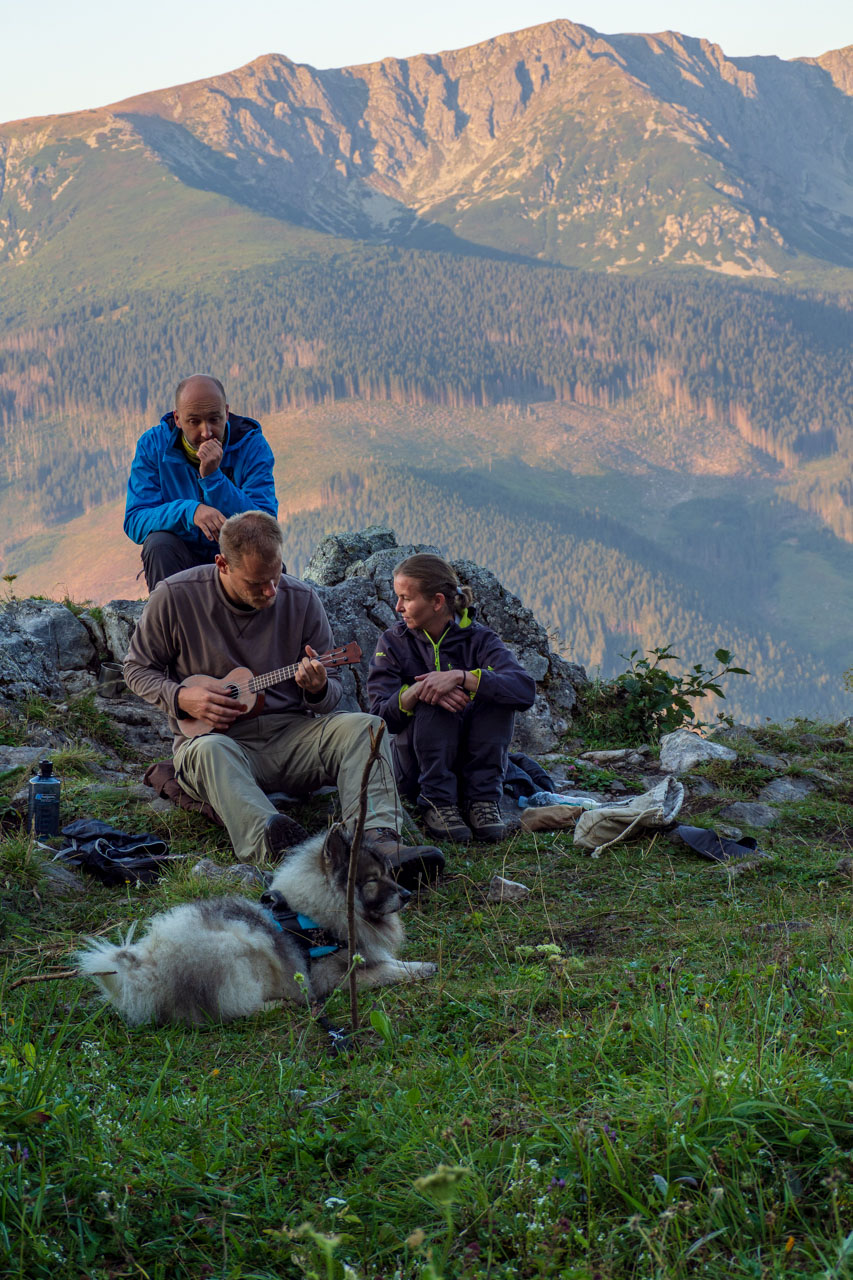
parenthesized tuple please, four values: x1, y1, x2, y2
(76, 827, 436, 1026)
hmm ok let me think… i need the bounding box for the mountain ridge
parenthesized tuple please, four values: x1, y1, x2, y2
(3, 20, 853, 278)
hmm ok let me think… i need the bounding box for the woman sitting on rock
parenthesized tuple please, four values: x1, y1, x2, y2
(367, 554, 536, 843)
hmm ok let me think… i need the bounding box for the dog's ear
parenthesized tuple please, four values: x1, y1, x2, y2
(322, 824, 351, 873)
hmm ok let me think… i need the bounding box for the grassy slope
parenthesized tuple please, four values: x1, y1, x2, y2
(0, 720, 852, 1277)
(0, 132, 348, 320)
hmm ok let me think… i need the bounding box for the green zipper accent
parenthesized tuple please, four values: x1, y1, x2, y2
(425, 626, 451, 670)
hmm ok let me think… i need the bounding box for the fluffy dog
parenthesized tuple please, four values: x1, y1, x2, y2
(76, 826, 436, 1026)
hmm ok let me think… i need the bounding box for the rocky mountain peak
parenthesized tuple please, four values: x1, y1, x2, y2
(2, 18, 853, 275)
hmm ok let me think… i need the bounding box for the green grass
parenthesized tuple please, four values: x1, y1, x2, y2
(1, 722, 852, 1278)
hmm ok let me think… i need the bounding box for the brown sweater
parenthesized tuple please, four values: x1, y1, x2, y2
(124, 565, 343, 748)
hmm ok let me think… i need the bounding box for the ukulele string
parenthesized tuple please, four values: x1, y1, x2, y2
(224, 651, 346, 699)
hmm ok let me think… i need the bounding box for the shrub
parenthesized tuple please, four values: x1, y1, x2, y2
(576, 645, 749, 745)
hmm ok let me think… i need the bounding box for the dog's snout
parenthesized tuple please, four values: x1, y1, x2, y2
(398, 885, 412, 904)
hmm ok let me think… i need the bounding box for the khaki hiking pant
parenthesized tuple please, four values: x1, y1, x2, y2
(173, 711, 400, 862)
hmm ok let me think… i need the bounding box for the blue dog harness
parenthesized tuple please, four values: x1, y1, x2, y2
(261, 893, 343, 961)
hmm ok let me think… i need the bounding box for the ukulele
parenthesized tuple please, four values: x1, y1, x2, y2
(177, 641, 362, 738)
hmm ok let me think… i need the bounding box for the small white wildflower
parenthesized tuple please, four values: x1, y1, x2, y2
(324, 1196, 348, 1210)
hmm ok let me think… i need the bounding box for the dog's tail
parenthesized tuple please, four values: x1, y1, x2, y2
(76, 925, 156, 1025)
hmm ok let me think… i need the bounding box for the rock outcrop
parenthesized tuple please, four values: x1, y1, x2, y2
(305, 528, 586, 753)
(0, 528, 588, 758)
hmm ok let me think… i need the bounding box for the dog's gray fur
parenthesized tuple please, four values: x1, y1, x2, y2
(76, 826, 436, 1026)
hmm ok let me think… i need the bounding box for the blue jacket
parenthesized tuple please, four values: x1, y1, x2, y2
(124, 412, 278, 551)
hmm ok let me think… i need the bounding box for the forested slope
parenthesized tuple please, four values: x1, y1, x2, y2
(2, 248, 852, 538)
(276, 464, 847, 724)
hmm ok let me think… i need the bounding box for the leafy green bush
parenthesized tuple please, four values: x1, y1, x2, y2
(576, 645, 749, 745)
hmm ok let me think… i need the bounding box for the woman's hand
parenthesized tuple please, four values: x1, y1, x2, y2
(414, 669, 470, 712)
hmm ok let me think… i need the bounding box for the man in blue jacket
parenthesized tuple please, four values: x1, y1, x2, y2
(124, 374, 278, 590)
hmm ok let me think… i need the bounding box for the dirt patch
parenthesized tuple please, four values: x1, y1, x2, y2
(557, 914, 635, 956)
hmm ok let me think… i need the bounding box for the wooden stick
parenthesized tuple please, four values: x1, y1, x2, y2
(346, 721, 386, 1032)
(9, 967, 82, 989)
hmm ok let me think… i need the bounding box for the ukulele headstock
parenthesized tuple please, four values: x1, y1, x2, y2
(323, 642, 362, 669)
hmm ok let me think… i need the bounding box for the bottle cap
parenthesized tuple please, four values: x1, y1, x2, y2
(39, 760, 54, 777)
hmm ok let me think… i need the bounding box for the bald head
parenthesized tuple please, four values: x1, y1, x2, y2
(174, 375, 229, 447)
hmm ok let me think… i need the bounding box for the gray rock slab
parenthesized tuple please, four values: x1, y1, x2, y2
(0, 612, 66, 703)
(639, 773, 671, 791)
(659, 730, 737, 774)
(100, 600, 147, 663)
(719, 801, 779, 829)
(303, 526, 398, 586)
(192, 858, 267, 888)
(0, 746, 45, 774)
(7, 601, 95, 671)
(61, 670, 98, 697)
(753, 753, 788, 771)
(581, 748, 646, 766)
(39, 860, 87, 896)
(758, 777, 815, 804)
(686, 778, 717, 798)
(801, 768, 839, 788)
(487, 875, 530, 903)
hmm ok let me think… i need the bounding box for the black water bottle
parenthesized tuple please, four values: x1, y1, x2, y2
(27, 760, 62, 837)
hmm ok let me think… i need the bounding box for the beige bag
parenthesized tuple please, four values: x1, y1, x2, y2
(520, 804, 584, 832)
(573, 777, 684, 858)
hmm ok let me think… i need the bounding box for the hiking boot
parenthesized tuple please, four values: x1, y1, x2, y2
(363, 828, 445, 890)
(419, 801, 472, 844)
(263, 813, 309, 862)
(467, 800, 507, 843)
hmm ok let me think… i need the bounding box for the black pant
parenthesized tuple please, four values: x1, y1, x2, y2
(393, 700, 516, 808)
(141, 531, 218, 591)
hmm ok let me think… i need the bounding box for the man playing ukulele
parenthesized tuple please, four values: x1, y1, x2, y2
(124, 510, 444, 883)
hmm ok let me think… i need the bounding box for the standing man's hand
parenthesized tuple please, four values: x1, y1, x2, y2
(197, 438, 223, 477)
(193, 504, 227, 541)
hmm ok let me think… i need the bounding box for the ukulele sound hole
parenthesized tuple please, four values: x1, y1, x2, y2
(225, 684, 240, 700)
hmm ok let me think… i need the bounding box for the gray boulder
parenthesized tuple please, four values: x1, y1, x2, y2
(5, 600, 95, 671)
(303, 526, 398, 586)
(0, 529, 588, 763)
(758, 776, 815, 804)
(719, 801, 780, 829)
(101, 600, 147, 663)
(0, 611, 66, 703)
(659, 729, 737, 774)
(314, 577, 386, 713)
(338, 537, 586, 751)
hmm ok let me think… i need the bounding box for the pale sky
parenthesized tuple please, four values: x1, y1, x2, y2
(4, 0, 851, 124)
